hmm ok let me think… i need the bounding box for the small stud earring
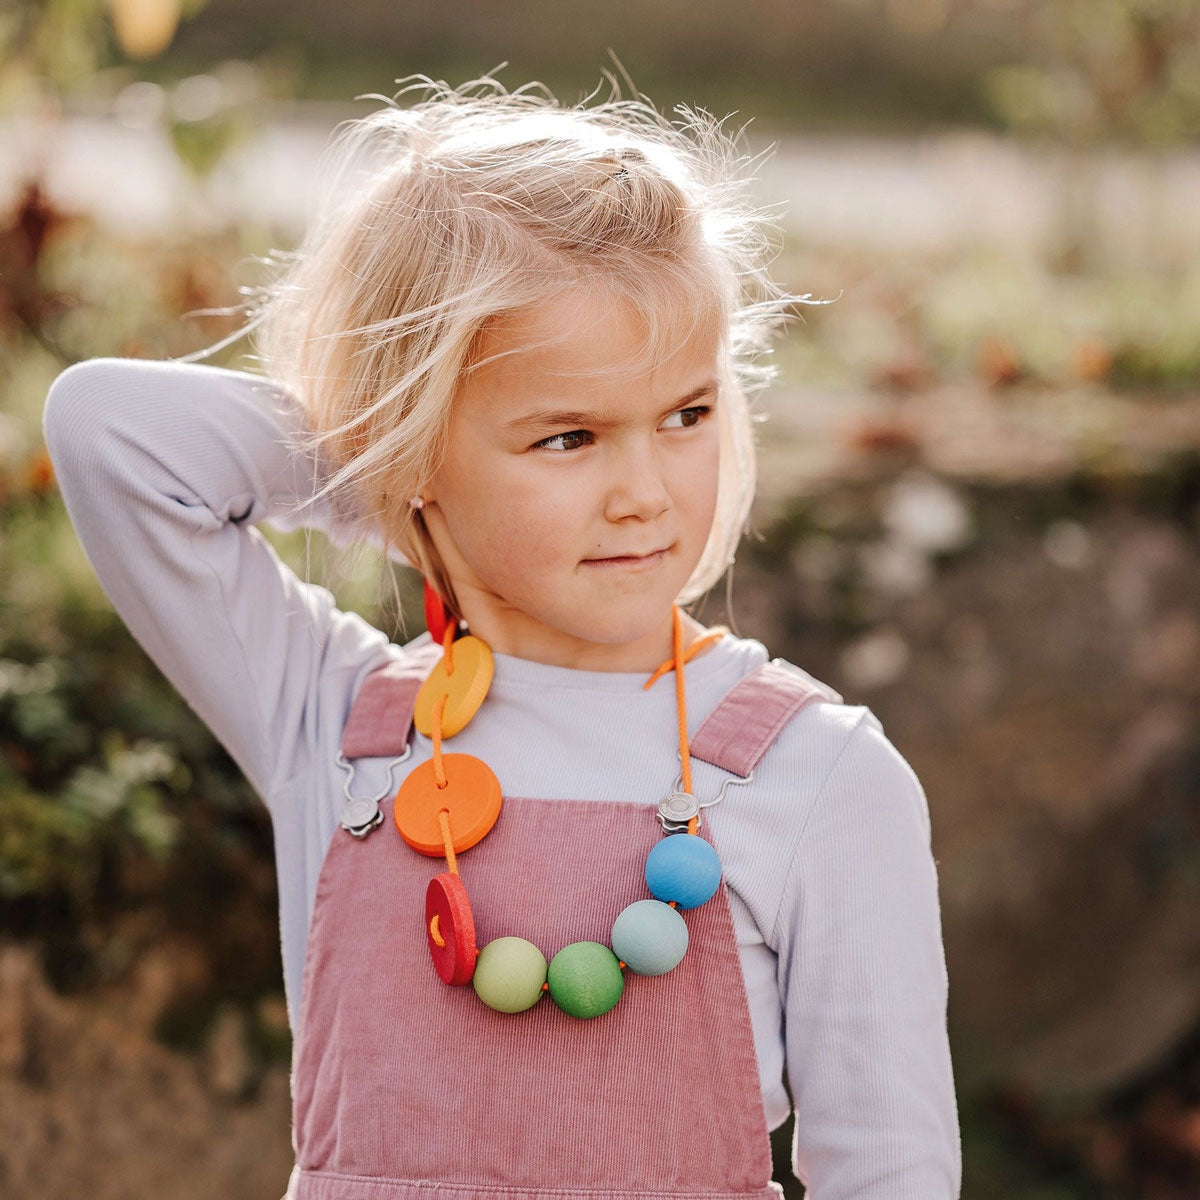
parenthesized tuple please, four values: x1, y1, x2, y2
(409, 496, 425, 510)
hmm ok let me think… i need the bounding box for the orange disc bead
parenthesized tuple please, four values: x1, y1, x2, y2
(413, 635, 494, 738)
(393, 754, 502, 856)
(426, 871, 477, 985)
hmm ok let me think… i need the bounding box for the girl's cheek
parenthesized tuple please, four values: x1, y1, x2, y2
(481, 508, 557, 565)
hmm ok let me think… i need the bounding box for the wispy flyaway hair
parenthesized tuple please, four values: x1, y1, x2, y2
(211, 71, 825, 618)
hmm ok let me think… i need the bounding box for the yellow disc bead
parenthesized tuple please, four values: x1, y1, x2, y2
(413, 635, 494, 738)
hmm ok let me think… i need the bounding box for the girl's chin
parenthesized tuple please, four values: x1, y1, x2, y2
(476, 567, 695, 646)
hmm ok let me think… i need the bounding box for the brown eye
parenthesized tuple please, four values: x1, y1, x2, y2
(534, 429, 593, 452)
(661, 405, 712, 430)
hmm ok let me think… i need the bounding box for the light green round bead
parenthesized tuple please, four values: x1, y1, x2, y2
(472, 936, 548, 1013)
(546, 941, 624, 1019)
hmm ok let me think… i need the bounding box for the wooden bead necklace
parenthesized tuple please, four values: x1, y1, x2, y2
(392, 584, 726, 1019)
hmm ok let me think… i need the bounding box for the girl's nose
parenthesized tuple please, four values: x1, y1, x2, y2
(602, 441, 672, 523)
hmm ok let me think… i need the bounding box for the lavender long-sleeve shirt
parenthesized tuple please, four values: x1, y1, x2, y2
(43, 356, 961, 1198)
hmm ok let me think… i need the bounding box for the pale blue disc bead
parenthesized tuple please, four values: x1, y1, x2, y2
(644, 833, 722, 909)
(610, 899, 689, 976)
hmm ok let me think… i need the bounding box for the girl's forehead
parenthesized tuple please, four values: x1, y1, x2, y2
(467, 283, 723, 391)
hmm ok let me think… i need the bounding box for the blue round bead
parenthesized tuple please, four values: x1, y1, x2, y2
(611, 899, 689, 976)
(644, 833, 722, 909)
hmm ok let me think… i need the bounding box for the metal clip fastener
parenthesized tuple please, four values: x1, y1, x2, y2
(656, 765, 754, 834)
(336, 745, 411, 839)
(657, 790, 700, 833)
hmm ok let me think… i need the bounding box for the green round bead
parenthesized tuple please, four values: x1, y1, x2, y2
(546, 941, 625, 1019)
(472, 936, 548, 1013)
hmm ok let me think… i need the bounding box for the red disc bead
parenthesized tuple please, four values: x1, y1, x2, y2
(426, 871, 477, 985)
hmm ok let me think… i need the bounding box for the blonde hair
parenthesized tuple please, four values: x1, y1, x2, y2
(194, 71, 824, 626)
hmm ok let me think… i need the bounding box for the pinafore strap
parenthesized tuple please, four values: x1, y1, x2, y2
(688, 658, 843, 777)
(340, 642, 442, 758)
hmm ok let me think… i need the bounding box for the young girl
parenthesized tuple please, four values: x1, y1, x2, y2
(43, 76, 961, 1199)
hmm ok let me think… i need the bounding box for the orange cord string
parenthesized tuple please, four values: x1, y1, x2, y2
(641, 629, 725, 690)
(430, 689, 460, 877)
(648, 614, 720, 834)
(663, 606, 702, 836)
(431, 693, 448, 789)
(441, 620, 456, 674)
(672, 605, 690, 796)
(438, 808, 458, 875)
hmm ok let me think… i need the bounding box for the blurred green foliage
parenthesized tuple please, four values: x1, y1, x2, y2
(1, 0, 210, 103)
(982, 0, 1200, 147)
(1, 0, 284, 180)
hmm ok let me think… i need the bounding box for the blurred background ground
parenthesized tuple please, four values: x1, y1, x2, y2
(1, 2, 1199, 1197)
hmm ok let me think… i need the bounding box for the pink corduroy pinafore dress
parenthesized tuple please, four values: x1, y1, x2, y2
(284, 641, 843, 1200)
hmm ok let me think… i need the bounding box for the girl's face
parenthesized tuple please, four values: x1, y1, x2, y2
(422, 282, 723, 671)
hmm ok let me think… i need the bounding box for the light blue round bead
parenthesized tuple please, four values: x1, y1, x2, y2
(611, 899, 689, 976)
(645, 833, 722, 909)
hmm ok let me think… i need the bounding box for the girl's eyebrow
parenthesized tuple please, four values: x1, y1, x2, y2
(505, 380, 718, 432)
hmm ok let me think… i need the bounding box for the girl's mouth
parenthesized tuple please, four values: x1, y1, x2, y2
(581, 546, 670, 569)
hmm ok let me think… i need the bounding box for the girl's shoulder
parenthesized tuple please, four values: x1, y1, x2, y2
(705, 626, 863, 714)
(700, 633, 916, 811)
(696, 629, 876, 771)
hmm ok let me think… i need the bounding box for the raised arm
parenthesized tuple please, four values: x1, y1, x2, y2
(42, 356, 396, 810)
(771, 710, 962, 1198)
